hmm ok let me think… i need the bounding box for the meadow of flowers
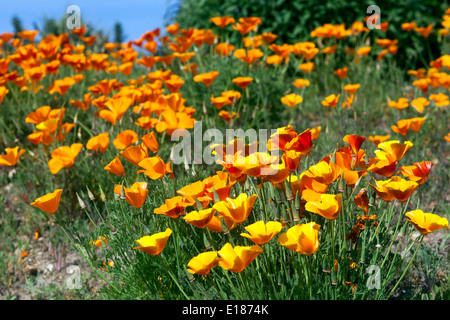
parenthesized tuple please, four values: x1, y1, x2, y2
(0, 11, 449, 300)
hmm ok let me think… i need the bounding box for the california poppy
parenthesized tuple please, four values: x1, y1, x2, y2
(321, 94, 340, 108)
(86, 132, 109, 153)
(233, 48, 264, 64)
(240, 221, 282, 245)
(154, 196, 191, 219)
(31, 189, 63, 213)
(398, 161, 433, 185)
(187, 251, 219, 275)
(217, 242, 263, 273)
(104, 156, 125, 176)
(213, 193, 258, 228)
(137, 155, 174, 180)
(281, 93, 303, 108)
(134, 228, 172, 255)
(113, 130, 139, 150)
(305, 194, 342, 220)
(193, 71, 219, 87)
(278, 222, 321, 255)
(0, 146, 26, 166)
(48, 143, 83, 174)
(183, 208, 217, 228)
(405, 210, 448, 235)
(210, 17, 236, 28)
(232, 76, 253, 89)
(114, 182, 148, 208)
(141, 131, 159, 153)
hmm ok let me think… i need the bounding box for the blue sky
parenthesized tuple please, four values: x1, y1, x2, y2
(0, 0, 177, 41)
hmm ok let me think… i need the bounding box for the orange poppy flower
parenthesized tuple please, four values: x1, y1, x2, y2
(415, 24, 433, 38)
(210, 16, 236, 28)
(219, 110, 239, 124)
(343, 134, 366, 155)
(368, 179, 395, 202)
(311, 126, 321, 140)
(166, 22, 179, 35)
(391, 117, 426, 136)
(99, 96, 134, 125)
(299, 62, 315, 73)
(90, 235, 109, 248)
(344, 84, 360, 95)
(183, 208, 217, 228)
(368, 159, 398, 178)
(48, 143, 83, 174)
(402, 22, 417, 31)
(398, 161, 433, 185)
(137, 155, 174, 180)
(211, 95, 231, 109)
(282, 150, 303, 172)
(215, 42, 235, 56)
(213, 193, 258, 229)
(281, 93, 303, 108)
(232, 22, 258, 35)
(114, 182, 149, 208)
(134, 228, 172, 255)
(141, 131, 159, 153)
(104, 156, 125, 176)
(164, 75, 185, 93)
(283, 129, 314, 155)
(187, 251, 219, 275)
(368, 135, 391, 147)
(233, 48, 264, 64)
(382, 176, 418, 202)
(86, 132, 110, 153)
(305, 194, 342, 220)
(356, 46, 371, 56)
(410, 97, 429, 113)
(0, 86, 9, 104)
(70, 93, 92, 111)
(334, 67, 348, 79)
(429, 93, 449, 107)
(232, 76, 253, 89)
(113, 130, 139, 150)
(321, 94, 340, 108)
(174, 52, 195, 63)
(154, 196, 192, 218)
(217, 243, 263, 273)
(240, 221, 282, 245)
(293, 78, 310, 88)
(18, 30, 39, 41)
(0, 146, 26, 166)
(388, 97, 409, 110)
(48, 77, 76, 96)
(31, 189, 63, 213)
(412, 78, 430, 94)
(193, 71, 219, 87)
(405, 210, 448, 235)
(278, 222, 320, 255)
(374, 140, 413, 163)
(322, 44, 338, 54)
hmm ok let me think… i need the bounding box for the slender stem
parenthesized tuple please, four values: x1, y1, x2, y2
(387, 235, 423, 299)
(159, 254, 190, 300)
(60, 226, 121, 295)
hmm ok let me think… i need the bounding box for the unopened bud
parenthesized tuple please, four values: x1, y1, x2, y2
(86, 186, 95, 201)
(99, 186, 106, 202)
(120, 185, 127, 200)
(76, 193, 86, 210)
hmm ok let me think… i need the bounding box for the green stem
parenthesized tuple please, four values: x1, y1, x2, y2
(386, 235, 423, 299)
